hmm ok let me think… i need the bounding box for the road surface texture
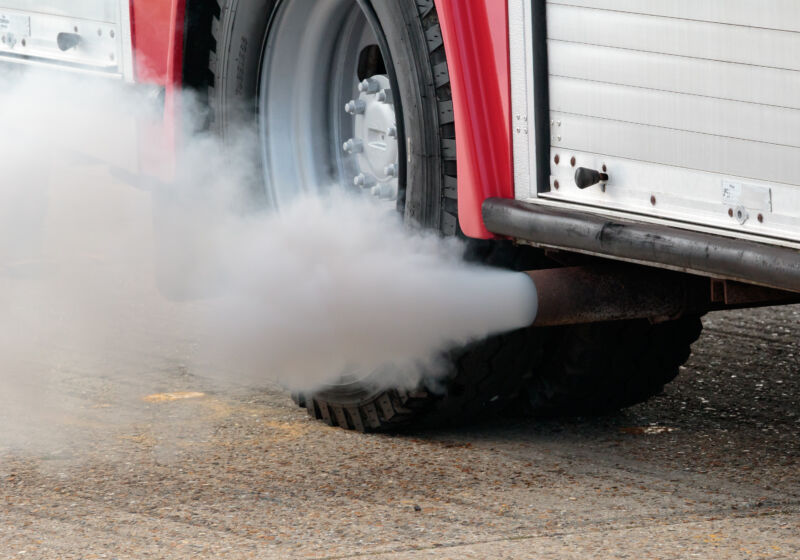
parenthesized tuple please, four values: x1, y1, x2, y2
(1, 303, 798, 559)
(0, 157, 798, 559)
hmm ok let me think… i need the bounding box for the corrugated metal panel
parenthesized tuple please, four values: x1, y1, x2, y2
(550, 76, 800, 148)
(548, 3, 800, 71)
(548, 41, 800, 110)
(548, 0, 800, 34)
(552, 112, 800, 186)
(545, 0, 800, 243)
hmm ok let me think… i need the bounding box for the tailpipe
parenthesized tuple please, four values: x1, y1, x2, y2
(525, 265, 708, 327)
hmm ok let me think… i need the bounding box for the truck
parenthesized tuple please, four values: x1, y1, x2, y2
(2, 0, 798, 431)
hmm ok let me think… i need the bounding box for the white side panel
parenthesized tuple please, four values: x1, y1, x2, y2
(0, 1, 133, 81)
(533, 0, 800, 245)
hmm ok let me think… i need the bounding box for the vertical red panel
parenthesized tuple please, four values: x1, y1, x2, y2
(436, 0, 513, 239)
(130, 0, 186, 180)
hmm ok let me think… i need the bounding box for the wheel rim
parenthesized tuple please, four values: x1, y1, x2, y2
(258, 0, 400, 209)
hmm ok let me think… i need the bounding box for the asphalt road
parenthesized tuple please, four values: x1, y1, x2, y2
(0, 149, 798, 559)
(1, 303, 798, 559)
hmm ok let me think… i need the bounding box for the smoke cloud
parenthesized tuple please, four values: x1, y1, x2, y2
(0, 67, 536, 449)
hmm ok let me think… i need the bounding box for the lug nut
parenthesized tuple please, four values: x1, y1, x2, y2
(354, 173, 377, 188)
(384, 164, 398, 177)
(376, 89, 393, 104)
(342, 138, 364, 154)
(371, 183, 398, 200)
(386, 126, 397, 139)
(358, 78, 380, 94)
(344, 99, 366, 115)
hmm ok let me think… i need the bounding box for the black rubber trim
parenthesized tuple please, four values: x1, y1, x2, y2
(531, 0, 551, 194)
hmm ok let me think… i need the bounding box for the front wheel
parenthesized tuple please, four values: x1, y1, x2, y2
(206, 0, 547, 430)
(203, 0, 703, 431)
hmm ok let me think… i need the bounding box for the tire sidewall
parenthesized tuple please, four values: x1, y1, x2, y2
(211, 0, 458, 416)
(213, 0, 276, 137)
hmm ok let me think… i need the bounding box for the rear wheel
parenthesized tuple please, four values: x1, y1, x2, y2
(203, 0, 703, 430)
(523, 316, 704, 416)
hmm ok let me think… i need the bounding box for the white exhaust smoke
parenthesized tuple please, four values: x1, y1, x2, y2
(0, 68, 536, 447)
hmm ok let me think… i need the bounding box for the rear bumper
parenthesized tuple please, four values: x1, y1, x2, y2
(483, 197, 800, 293)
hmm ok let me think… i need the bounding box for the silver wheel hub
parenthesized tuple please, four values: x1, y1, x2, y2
(344, 74, 399, 200)
(258, 0, 399, 209)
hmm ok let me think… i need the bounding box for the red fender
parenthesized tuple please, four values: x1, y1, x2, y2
(130, 0, 186, 180)
(436, 0, 512, 239)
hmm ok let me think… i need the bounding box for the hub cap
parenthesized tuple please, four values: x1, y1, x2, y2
(344, 74, 399, 200)
(257, 0, 399, 209)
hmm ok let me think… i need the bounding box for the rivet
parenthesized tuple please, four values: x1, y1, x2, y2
(354, 173, 376, 188)
(554, 154, 560, 164)
(728, 208, 734, 217)
(602, 164, 607, 172)
(110, 29, 115, 38)
(342, 138, 363, 154)
(650, 195, 656, 206)
(554, 180, 560, 190)
(758, 213, 764, 223)
(97, 29, 102, 37)
(20, 38, 26, 47)
(570, 156, 576, 167)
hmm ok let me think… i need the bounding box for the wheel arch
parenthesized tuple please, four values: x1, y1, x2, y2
(435, 0, 514, 239)
(131, 0, 515, 238)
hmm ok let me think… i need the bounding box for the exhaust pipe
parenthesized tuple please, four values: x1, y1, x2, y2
(525, 265, 708, 326)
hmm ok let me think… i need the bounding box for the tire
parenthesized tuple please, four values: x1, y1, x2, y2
(523, 316, 704, 416)
(202, 0, 703, 431)
(206, 0, 547, 431)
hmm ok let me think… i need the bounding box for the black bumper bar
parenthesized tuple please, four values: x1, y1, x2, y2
(482, 198, 800, 293)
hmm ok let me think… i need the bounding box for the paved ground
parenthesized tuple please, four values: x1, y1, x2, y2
(0, 139, 798, 558)
(0, 303, 798, 559)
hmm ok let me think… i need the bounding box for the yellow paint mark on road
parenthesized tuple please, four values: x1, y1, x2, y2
(262, 420, 314, 441)
(695, 532, 724, 544)
(143, 391, 206, 403)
